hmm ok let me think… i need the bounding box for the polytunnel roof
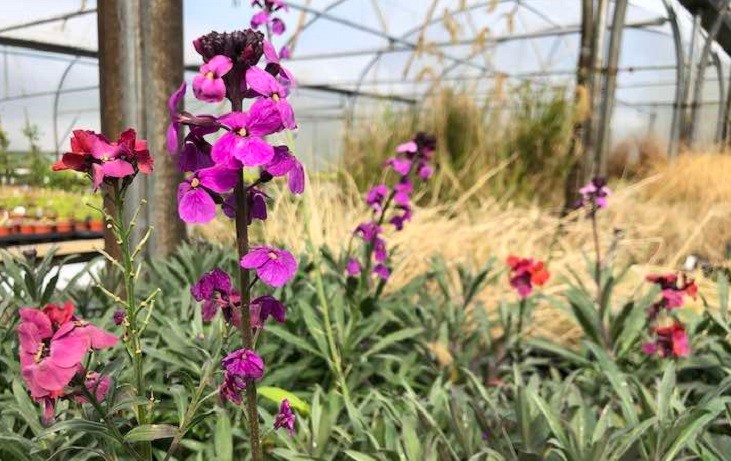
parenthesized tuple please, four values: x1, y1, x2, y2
(0, 0, 728, 158)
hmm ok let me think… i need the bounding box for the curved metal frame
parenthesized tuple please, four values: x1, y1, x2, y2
(662, 0, 686, 159)
(688, 3, 728, 144)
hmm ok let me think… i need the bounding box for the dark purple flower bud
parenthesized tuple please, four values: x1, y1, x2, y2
(248, 187, 268, 224)
(273, 399, 296, 436)
(193, 29, 264, 67)
(113, 310, 126, 326)
(250, 295, 286, 328)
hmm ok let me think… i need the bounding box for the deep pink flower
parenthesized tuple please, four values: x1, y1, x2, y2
(211, 99, 282, 168)
(646, 272, 698, 318)
(264, 145, 305, 194)
(240, 246, 297, 287)
(396, 140, 418, 154)
(643, 321, 690, 358)
(167, 82, 187, 153)
(53, 129, 152, 190)
(75, 372, 112, 404)
(273, 399, 295, 436)
(17, 305, 117, 400)
(506, 256, 550, 298)
(177, 166, 240, 223)
(418, 164, 433, 179)
(193, 55, 233, 103)
(246, 66, 296, 129)
(354, 222, 382, 242)
(222, 349, 264, 380)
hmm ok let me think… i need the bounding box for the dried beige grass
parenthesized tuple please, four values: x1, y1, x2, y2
(194, 153, 728, 342)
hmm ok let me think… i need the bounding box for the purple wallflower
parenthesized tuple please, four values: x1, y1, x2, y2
(396, 140, 418, 154)
(177, 166, 240, 223)
(354, 222, 382, 242)
(579, 176, 611, 209)
(222, 349, 265, 380)
(178, 127, 215, 173)
(192, 55, 233, 103)
(191, 268, 237, 323)
(250, 295, 286, 328)
(240, 246, 297, 287)
(211, 99, 282, 168)
(167, 82, 187, 154)
(346, 258, 362, 277)
(246, 66, 296, 129)
(264, 145, 305, 194)
(273, 399, 296, 436)
(373, 264, 390, 280)
(385, 157, 411, 176)
(366, 184, 389, 212)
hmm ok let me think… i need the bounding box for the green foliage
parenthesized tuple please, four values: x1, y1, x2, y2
(1, 239, 731, 459)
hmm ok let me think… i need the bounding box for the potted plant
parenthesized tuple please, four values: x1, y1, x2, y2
(55, 218, 75, 234)
(32, 218, 54, 235)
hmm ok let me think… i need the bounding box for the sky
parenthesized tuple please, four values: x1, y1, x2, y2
(0, 0, 727, 164)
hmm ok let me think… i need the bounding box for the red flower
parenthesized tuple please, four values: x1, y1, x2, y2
(646, 272, 697, 316)
(506, 256, 550, 298)
(52, 129, 153, 190)
(643, 320, 690, 358)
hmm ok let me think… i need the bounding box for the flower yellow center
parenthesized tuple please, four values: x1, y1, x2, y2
(102, 155, 110, 162)
(205, 71, 215, 79)
(237, 128, 248, 137)
(191, 178, 200, 188)
(34, 343, 45, 364)
(268, 251, 278, 260)
(272, 93, 280, 102)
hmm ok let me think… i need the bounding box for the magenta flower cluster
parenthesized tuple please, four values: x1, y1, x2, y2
(577, 176, 611, 210)
(167, 29, 303, 225)
(347, 133, 436, 281)
(642, 273, 697, 359)
(170, 12, 300, 436)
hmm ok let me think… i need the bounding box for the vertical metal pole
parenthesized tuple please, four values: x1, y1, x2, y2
(713, 51, 726, 144)
(723, 58, 731, 145)
(562, 0, 594, 212)
(689, 6, 727, 145)
(662, 0, 685, 159)
(583, 0, 610, 180)
(682, 13, 701, 146)
(141, 0, 186, 257)
(595, 0, 628, 176)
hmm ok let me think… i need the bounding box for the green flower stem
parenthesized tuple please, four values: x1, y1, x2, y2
(230, 95, 262, 461)
(516, 297, 527, 359)
(111, 183, 150, 460)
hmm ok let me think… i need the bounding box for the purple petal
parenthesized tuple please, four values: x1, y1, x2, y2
(198, 166, 240, 193)
(240, 247, 272, 269)
(232, 137, 275, 167)
(271, 18, 286, 35)
(193, 75, 227, 103)
(211, 132, 244, 169)
(246, 66, 279, 97)
(178, 185, 217, 224)
(288, 161, 305, 194)
(202, 55, 233, 77)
